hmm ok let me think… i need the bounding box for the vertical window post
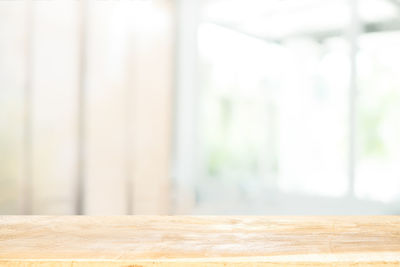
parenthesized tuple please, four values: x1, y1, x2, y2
(76, 0, 88, 215)
(348, 0, 361, 198)
(22, 0, 34, 215)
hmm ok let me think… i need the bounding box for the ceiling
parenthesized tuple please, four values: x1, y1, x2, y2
(201, 0, 400, 41)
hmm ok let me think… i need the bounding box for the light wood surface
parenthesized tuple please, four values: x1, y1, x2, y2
(1, 216, 400, 266)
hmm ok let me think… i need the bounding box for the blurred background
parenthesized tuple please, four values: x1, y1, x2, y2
(1, 0, 400, 215)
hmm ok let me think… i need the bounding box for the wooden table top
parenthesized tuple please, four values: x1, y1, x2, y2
(0, 216, 400, 266)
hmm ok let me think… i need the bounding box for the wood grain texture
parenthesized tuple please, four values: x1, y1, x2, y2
(0, 216, 400, 266)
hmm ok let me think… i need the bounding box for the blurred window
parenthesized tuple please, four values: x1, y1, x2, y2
(189, 0, 400, 214)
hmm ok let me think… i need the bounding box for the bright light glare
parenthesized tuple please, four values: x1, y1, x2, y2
(113, 0, 167, 34)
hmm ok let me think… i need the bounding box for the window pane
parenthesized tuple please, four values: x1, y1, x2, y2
(197, 0, 351, 212)
(0, 2, 25, 214)
(356, 0, 400, 203)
